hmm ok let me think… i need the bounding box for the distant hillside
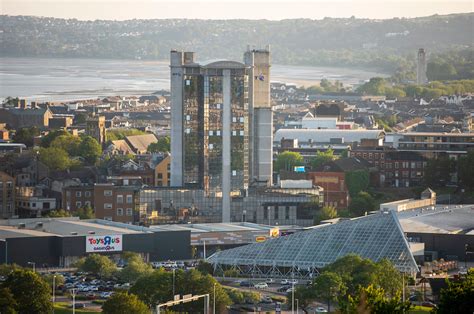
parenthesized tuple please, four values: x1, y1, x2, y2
(1, 13, 473, 73)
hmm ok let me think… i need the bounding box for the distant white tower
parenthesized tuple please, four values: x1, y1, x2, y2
(416, 48, 428, 85)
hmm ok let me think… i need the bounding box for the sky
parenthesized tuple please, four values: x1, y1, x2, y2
(1, 0, 472, 20)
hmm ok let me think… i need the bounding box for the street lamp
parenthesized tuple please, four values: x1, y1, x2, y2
(291, 281, 295, 314)
(52, 275, 56, 314)
(172, 268, 176, 297)
(70, 288, 76, 314)
(213, 282, 217, 314)
(296, 298, 299, 314)
(27, 261, 35, 272)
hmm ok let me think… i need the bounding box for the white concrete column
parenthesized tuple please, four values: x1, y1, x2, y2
(170, 52, 184, 186)
(222, 70, 231, 222)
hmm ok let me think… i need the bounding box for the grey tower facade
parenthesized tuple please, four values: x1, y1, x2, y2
(170, 48, 272, 222)
(416, 48, 428, 85)
(244, 47, 273, 186)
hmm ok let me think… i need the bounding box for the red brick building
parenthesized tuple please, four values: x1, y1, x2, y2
(62, 177, 144, 223)
(350, 147, 427, 188)
(307, 157, 372, 209)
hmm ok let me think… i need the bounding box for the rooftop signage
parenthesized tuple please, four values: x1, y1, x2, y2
(86, 235, 122, 253)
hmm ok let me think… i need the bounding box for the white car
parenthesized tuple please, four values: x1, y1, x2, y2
(280, 279, 289, 285)
(289, 279, 298, 285)
(100, 292, 113, 299)
(254, 282, 268, 289)
(316, 306, 328, 313)
(265, 278, 274, 284)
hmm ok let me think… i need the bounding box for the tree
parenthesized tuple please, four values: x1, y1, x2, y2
(0, 264, 22, 277)
(38, 147, 73, 171)
(77, 254, 117, 278)
(292, 285, 315, 313)
(315, 206, 338, 224)
(226, 288, 260, 304)
(102, 291, 149, 314)
(51, 134, 81, 156)
(435, 269, 474, 314)
(119, 253, 153, 283)
(373, 259, 403, 297)
(313, 271, 346, 312)
(347, 285, 411, 314)
(196, 260, 213, 275)
(349, 191, 376, 216)
(0, 287, 17, 314)
(129, 268, 171, 307)
(345, 170, 370, 197)
(13, 127, 39, 147)
(43, 273, 65, 290)
(3, 269, 53, 313)
(458, 151, 474, 190)
(356, 77, 386, 95)
(423, 156, 456, 187)
(147, 136, 170, 153)
(385, 87, 406, 98)
(73, 205, 95, 219)
(43, 209, 71, 218)
(275, 151, 304, 172)
(77, 135, 102, 164)
(131, 269, 231, 312)
(40, 130, 70, 147)
(311, 149, 337, 170)
(324, 254, 377, 296)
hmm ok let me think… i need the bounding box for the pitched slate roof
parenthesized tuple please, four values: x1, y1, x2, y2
(125, 134, 158, 154)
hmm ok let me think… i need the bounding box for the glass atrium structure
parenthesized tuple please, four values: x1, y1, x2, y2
(208, 211, 419, 277)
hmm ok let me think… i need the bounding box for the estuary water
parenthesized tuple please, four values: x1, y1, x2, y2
(0, 57, 388, 102)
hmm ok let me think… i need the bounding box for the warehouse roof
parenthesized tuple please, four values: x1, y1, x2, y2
(0, 217, 148, 237)
(398, 205, 474, 234)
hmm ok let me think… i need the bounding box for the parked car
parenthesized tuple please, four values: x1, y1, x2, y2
(277, 285, 291, 292)
(239, 281, 255, 287)
(265, 278, 274, 284)
(315, 306, 328, 313)
(421, 301, 437, 308)
(70, 303, 86, 309)
(280, 279, 289, 285)
(286, 287, 295, 293)
(254, 282, 268, 289)
(261, 296, 273, 303)
(289, 279, 298, 285)
(100, 292, 113, 299)
(86, 293, 96, 300)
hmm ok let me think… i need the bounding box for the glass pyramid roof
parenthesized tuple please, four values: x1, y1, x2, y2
(208, 211, 418, 273)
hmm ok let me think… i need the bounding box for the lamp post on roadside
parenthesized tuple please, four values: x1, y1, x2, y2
(213, 282, 216, 314)
(27, 261, 35, 272)
(296, 298, 299, 314)
(291, 281, 295, 314)
(71, 288, 76, 314)
(52, 275, 56, 314)
(172, 268, 176, 297)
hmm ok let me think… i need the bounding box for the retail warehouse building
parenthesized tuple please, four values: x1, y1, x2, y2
(0, 217, 191, 267)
